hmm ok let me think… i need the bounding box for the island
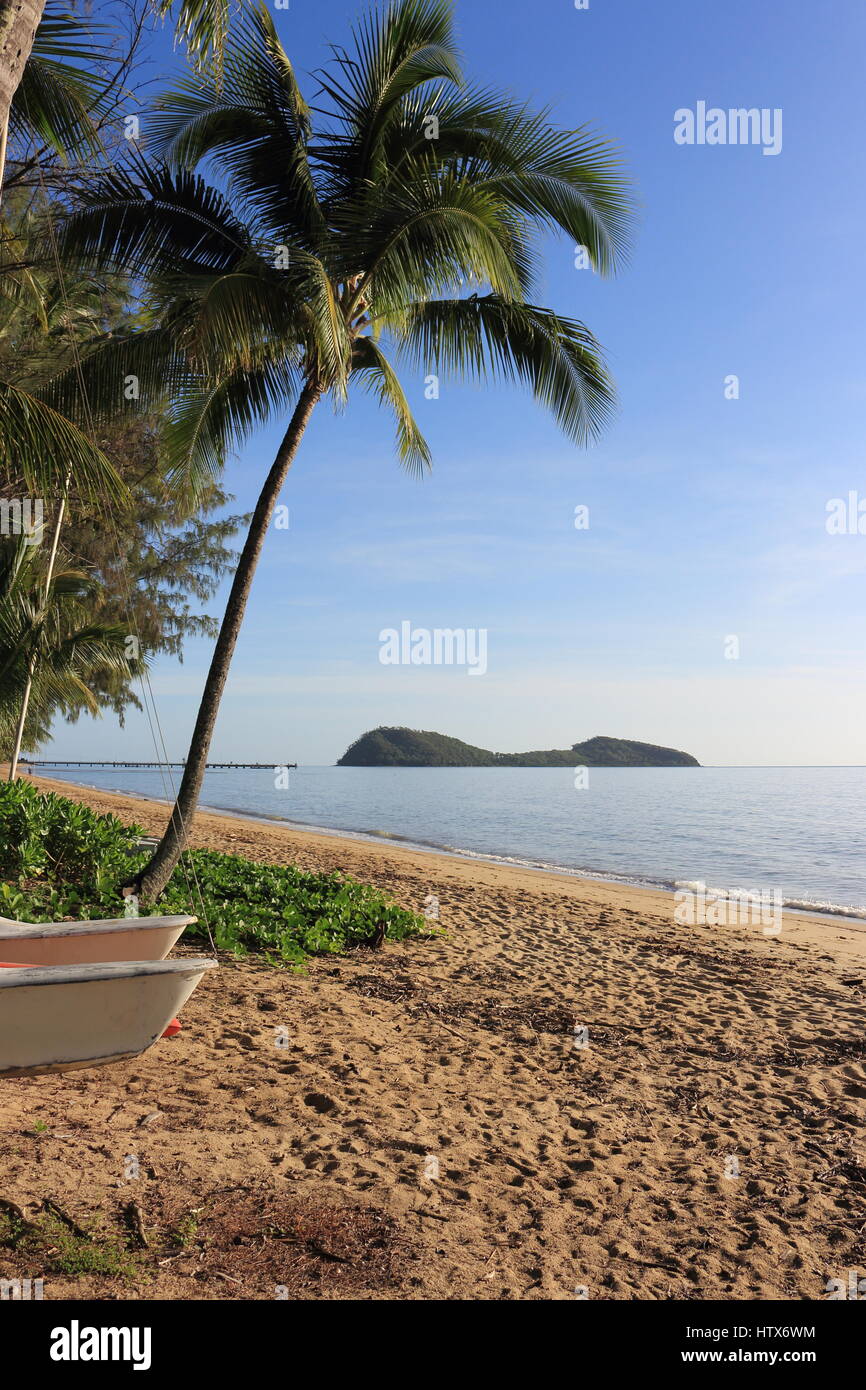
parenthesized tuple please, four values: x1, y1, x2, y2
(337, 727, 700, 767)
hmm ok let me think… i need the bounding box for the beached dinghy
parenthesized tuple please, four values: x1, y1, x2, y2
(0, 957, 216, 1077)
(0, 913, 195, 966)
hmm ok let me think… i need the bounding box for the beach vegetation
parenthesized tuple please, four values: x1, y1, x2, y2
(0, 780, 429, 964)
(0, 535, 146, 761)
(0, 3, 256, 771)
(0, 1207, 139, 1281)
(0, 198, 250, 741)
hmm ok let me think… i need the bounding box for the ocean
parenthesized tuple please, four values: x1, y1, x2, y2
(35, 763, 866, 920)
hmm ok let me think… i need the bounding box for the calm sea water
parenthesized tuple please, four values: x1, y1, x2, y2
(36, 764, 866, 919)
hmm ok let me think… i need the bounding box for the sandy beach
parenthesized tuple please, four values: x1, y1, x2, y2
(0, 772, 864, 1300)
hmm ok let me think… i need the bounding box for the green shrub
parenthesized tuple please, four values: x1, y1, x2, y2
(0, 780, 140, 894)
(0, 780, 430, 964)
(0, 1210, 139, 1280)
(153, 849, 431, 964)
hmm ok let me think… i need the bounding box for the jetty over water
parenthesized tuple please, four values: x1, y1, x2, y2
(31, 761, 297, 770)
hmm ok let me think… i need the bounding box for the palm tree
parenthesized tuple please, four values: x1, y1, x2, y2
(154, 0, 238, 75)
(0, 0, 241, 195)
(0, 0, 46, 189)
(0, 4, 137, 723)
(0, 2, 250, 763)
(0, 534, 145, 758)
(0, 190, 138, 775)
(5, 2, 109, 181)
(54, 0, 633, 898)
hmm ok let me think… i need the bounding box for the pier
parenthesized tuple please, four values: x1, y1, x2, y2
(31, 761, 297, 770)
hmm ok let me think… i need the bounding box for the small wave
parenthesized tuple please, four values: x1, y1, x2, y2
(35, 771, 866, 923)
(781, 896, 866, 922)
(672, 880, 866, 922)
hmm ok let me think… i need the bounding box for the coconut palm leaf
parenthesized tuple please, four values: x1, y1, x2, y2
(9, 2, 112, 164)
(156, 0, 239, 73)
(37, 321, 191, 425)
(149, 5, 319, 245)
(394, 294, 616, 444)
(0, 381, 124, 500)
(313, 0, 462, 179)
(161, 357, 302, 485)
(0, 534, 146, 755)
(350, 333, 431, 475)
(57, 160, 252, 279)
(375, 90, 632, 275)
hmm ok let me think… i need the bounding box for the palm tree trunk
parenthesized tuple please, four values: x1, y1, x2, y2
(131, 380, 321, 901)
(0, 0, 46, 201)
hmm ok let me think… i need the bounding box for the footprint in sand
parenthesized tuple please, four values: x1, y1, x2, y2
(303, 1092, 338, 1114)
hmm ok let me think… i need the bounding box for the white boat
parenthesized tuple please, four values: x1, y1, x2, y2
(0, 913, 195, 966)
(0, 958, 217, 1077)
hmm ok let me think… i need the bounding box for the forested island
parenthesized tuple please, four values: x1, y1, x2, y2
(337, 727, 700, 767)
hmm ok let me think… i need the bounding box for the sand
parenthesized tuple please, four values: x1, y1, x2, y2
(0, 773, 864, 1301)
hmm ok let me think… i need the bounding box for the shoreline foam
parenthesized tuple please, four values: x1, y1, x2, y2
(31, 768, 866, 927)
(22, 770, 866, 961)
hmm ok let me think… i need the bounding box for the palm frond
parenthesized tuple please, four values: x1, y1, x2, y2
(55, 160, 252, 280)
(161, 358, 301, 486)
(351, 334, 431, 475)
(178, 268, 306, 371)
(156, 0, 239, 72)
(36, 322, 190, 430)
(472, 114, 633, 276)
(9, 3, 112, 163)
(396, 294, 616, 444)
(149, 4, 322, 246)
(314, 0, 461, 175)
(348, 173, 531, 311)
(376, 88, 634, 274)
(0, 381, 125, 500)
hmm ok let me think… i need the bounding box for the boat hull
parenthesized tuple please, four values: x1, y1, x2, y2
(0, 915, 195, 965)
(0, 958, 216, 1077)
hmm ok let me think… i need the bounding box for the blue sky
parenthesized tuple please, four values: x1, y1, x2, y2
(47, 0, 866, 766)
